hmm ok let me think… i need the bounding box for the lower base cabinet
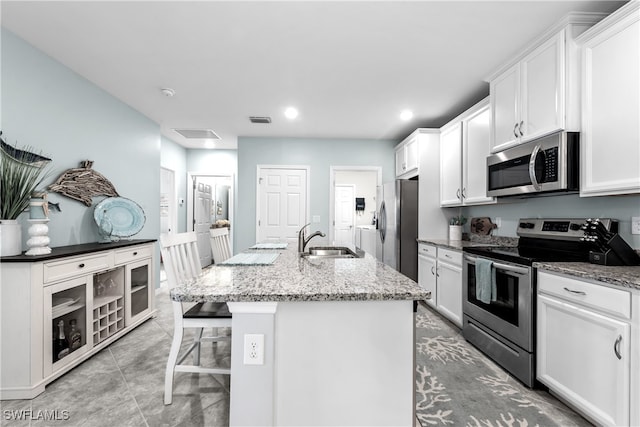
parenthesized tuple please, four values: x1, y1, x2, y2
(537, 271, 637, 427)
(0, 240, 156, 400)
(418, 243, 462, 327)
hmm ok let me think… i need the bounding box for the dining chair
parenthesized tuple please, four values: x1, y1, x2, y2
(210, 227, 232, 263)
(159, 232, 231, 405)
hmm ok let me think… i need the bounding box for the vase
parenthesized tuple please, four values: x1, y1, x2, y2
(0, 219, 23, 256)
(449, 225, 462, 241)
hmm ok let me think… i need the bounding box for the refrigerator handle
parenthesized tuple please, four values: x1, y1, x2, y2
(379, 201, 386, 243)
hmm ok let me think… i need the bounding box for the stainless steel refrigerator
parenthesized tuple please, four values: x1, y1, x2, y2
(376, 179, 418, 281)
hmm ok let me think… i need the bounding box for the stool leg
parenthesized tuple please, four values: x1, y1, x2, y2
(193, 327, 204, 366)
(164, 302, 184, 405)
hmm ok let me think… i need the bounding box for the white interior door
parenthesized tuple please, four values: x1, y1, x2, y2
(334, 185, 355, 246)
(257, 167, 308, 243)
(194, 179, 213, 267)
(160, 167, 176, 234)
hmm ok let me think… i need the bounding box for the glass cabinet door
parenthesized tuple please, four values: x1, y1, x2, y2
(44, 276, 92, 376)
(126, 259, 152, 325)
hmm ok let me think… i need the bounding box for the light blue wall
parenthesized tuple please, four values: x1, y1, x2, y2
(462, 193, 640, 248)
(236, 137, 397, 252)
(2, 29, 161, 251)
(161, 136, 188, 233)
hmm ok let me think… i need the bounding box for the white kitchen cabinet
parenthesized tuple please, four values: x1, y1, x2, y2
(0, 241, 156, 400)
(488, 15, 603, 152)
(440, 98, 495, 207)
(395, 132, 419, 178)
(578, 1, 640, 197)
(417, 243, 462, 327)
(418, 244, 437, 309)
(440, 122, 463, 206)
(537, 271, 637, 427)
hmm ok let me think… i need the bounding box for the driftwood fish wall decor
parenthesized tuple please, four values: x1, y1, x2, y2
(48, 160, 119, 206)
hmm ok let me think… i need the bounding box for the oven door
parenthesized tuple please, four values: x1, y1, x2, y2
(463, 255, 534, 351)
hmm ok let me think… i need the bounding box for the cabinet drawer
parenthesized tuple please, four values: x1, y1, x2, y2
(44, 253, 112, 284)
(538, 271, 631, 319)
(114, 245, 153, 265)
(438, 248, 462, 265)
(418, 243, 437, 258)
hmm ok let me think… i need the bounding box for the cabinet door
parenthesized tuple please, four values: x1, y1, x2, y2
(436, 260, 462, 327)
(44, 276, 92, 376)
(537, 294, 630, 427)
(125, 258, 153, 325)
(462, 102, 495, 205)
(440, 123, 463, 207)
(581, 14, 640, 196)
(405, 137, 419, 173)
(418, 255, 437, 308)
(490, 63, 520, 152)
(395, 146, 406, 177)
(521, 32, 565, 142)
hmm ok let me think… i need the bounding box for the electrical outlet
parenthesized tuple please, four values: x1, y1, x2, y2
(312, 215, 321, 223)
(243, 334, 264, 365)
(632, 217, 640, 235)
(495, 217, 502, 228)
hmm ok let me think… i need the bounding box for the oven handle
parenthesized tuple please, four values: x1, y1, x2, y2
(464, 255, 530, 276)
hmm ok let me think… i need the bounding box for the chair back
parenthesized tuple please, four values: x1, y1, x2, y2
(160, 232, 203, 288)
(210, 227, 232, 263)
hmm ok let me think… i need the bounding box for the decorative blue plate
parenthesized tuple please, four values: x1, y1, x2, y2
(94, 197, 145, 238)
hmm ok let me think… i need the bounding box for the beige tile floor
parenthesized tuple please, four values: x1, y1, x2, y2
(1, 277, 587, 427)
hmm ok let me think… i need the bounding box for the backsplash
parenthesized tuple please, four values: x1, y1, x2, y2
(463, 193, 640, 249)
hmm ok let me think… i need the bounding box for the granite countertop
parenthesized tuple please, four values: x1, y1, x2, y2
(534, 261, 640, 291)
(170, 245, 429, 303)
(417, 236, 518, 251)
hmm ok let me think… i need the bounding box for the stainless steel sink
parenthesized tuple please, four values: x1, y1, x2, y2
(301, 246, 364, 259)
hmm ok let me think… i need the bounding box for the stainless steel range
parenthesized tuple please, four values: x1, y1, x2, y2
(461, 218, 618, 387)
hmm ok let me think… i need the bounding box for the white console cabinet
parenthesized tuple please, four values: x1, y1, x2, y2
(0, 240, 156, 400)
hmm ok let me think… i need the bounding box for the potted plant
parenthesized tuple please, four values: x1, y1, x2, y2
(449, 214, 467, 241)
(0, 133, 51, 256)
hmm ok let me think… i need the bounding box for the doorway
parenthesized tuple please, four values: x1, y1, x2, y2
(329, 166, 382, 245)
(256, 165, 309, 243)
(187, 173, 235, 267)
(334, 185, 355, 246)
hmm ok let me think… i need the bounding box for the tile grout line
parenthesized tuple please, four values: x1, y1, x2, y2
(107, 347, 150, 427)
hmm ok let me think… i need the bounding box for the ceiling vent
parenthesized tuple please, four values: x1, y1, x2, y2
(249, 116, 272, 124)
(172, 128, 221, 139)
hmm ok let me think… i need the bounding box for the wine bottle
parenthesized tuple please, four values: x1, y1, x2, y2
(68, 318, 82, 352)
(54, 320, 69, 361)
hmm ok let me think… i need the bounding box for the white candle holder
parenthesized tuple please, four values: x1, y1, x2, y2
(25, 219, 52, 255)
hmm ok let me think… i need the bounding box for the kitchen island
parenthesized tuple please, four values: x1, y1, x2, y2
(170, 244, 429, 426)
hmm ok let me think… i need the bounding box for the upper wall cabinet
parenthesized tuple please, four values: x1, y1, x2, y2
(488, 14, 605, 153)
(578, 2, 640, 197)
(395, 131, 419, 178)
(440, 98, 495, 207)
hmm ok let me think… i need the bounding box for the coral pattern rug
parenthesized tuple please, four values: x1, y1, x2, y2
(414, 303, 592, 427)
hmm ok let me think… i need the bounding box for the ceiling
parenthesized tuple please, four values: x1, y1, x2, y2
(1, 1, 627, 149)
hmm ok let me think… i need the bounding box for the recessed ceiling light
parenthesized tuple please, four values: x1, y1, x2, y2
(400, 110, 414, 121)
(284, 107, 299, 120)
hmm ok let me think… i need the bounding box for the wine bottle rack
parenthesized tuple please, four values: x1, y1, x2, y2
(92, 295, 124, 345)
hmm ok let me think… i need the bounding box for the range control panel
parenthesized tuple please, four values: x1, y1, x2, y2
(517, 218, 617, 241)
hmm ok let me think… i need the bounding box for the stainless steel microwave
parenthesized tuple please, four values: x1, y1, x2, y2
(487, 131, 579, 197)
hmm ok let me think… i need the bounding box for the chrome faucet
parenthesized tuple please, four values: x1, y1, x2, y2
(298, 223, 326, 254)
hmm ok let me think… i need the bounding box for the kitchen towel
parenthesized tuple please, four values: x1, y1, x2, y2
(220, 253, 279, 265)
(475, 257, 496, 304)
(249, 242, 288, 249)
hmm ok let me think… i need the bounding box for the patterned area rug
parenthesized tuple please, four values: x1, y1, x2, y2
(414, 302, 592, 427)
